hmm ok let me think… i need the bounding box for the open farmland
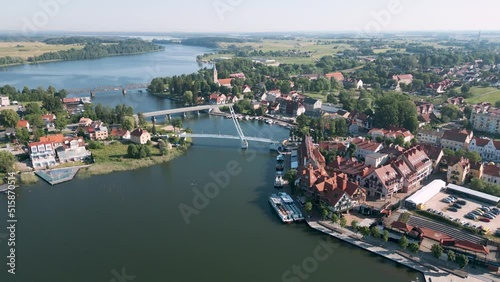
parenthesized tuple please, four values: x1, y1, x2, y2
(0, 42, 84, 60)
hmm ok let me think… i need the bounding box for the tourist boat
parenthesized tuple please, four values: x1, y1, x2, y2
(269, 194, 293, 223)
(278, 192, 304, 222)
(274, 171, 285, 188)
(276, 154, 285, 171)
(265, 119, 273, 125)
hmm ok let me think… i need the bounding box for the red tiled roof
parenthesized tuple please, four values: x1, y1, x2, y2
(39, 135, 64, 144)
(41, 114, 55, 122)
(472, 137, 490, 147)
(218, 78, 233, 86)
(483, 164, 500, 177)
(17, 120, 29, 128)
(391, 221, 413, 232)
(325, 72, 344, 82)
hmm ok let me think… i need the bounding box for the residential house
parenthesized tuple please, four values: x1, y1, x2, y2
(325, 72, 344, 82)
(229, 73, 245, 79)
(29, 140, 57, 169)
(347, 111, 372, 132)
(415, 101, 434, 115)
(298, 166, 366, 213)
(368, 127, 414, 143)
(0, 96, 10, 106)
(209, 93, 227, 105)
(363, 164, 404, 199)
(242, 85, 252, 93)
(318, 141, 348, 157)
(446, 156, 470, 185)
(41, 114, 56, 131)
(78, 117, 93, 127)
(327, 156, 375, 183)
(440, 129, 473, 151)
(447, 97, 465, 106)
(303, 97, 322, 116)
(365, 153, 389, 168)
(110, 128, 131, 140)
(393, 74, 413, 85)
(417, 129, 444, 146)
(56, 138, 91, 164)
(470, 105, 500, 134)
(420, 143, 444, 173)
(482, 164, 500, 185)
(470, 161, 484, 180)
(87, 121, 108, 141)
(362, 146, 432, 197)
(17, 120, 30, 131)
(130, 128, 151, 145)
(351, 138, 383, 160)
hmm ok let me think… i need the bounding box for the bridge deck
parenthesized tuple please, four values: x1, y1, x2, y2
(180, 133, 274, 143)
(136, 104, 233, 118)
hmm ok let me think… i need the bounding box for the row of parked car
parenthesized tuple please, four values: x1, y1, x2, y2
(426, 207, 490, 233)
(465, 206, 500, 222)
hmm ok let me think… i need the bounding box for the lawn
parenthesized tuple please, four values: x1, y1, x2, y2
(77, 141, 187, 178)
(464, 87, 500, 104)
(0, 42, 84, 60)
(304, 92, 329, 101)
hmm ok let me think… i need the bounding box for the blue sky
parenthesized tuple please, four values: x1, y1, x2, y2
(1, 0, 499, 33)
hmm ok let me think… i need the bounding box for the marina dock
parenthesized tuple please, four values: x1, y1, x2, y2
(35, 166, 89, 185)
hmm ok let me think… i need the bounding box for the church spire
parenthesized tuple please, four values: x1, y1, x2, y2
(213, 63, 219, 84)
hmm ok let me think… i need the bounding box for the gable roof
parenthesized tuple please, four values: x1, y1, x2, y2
(17, 120, 29, 128)
(130, 128, 149, 137)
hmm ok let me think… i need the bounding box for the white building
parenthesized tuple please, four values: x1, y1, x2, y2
(0, 96, 10, 106)
(29, 141, 57, 169)
(468, 137, 500, 162)
(130, 128, 151, 145)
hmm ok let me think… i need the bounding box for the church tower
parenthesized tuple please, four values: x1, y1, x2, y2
(213, 63, 219, 84)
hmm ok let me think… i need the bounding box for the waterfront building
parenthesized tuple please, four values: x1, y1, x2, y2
(29, 140, 57, 169)
(56, 138, 91, 163)
(130, 128, 151, 145)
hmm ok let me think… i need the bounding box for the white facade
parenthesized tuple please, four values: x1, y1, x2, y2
(30, 142, 57, 169)
(0, 96, 10, 106)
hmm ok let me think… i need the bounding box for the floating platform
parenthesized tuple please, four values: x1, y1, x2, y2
(35, 167, 82, 185)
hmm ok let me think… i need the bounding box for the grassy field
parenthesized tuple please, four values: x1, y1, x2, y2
(211, 39, 354, 64)
(77, 141, 187, 178)
(304, 92, 329, 101)
(0, 42, 84, 60)
(464, 86, 500, 104)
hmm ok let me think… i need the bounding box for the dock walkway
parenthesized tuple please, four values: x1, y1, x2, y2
(307, 220, 484, 282)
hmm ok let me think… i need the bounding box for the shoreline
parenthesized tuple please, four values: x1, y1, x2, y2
(77, 146, 188, 179)
(0, 49, 165, 68)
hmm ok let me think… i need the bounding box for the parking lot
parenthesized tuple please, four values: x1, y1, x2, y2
(424, 191, 500, 234)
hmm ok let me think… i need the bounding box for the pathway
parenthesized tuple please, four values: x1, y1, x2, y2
(307, 220, 484, 282)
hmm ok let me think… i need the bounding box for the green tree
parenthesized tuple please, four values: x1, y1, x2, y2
(304, 202, 313, 214)
(339, 217, 347, 228)
(382, 230, 389, 242)
(465, 151, 482, 163)
(54, 113, 68, 131)
(431, 244, 443, 259)
(121, 116, 135, 131)
(137, 113, 146, 127)
(25, 102, 42, 115)
(127, 144, 139, 158)
(284, 169, 297, 190)
(360, 226, 370, 236)
(370, 226, 380, 238)
(183, 91, 193, 104)
(15, 127, 30, 143)
(322, 208, 329, 220)
(395, 135, 405, 147)
(42, 95, 63, 113)
(0, 109, 20, 128)
(351, 220, 359, 232)
(456, 254, 468, 269)
(399, 236, 409, 250)
(331, 213, 339, 224)
(408, 243, 420, 254)
(447, 250, 456, 263)
(461, 84, 470, 94)
(0, 151, 15, 173)
(172, 118, 183, 132)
